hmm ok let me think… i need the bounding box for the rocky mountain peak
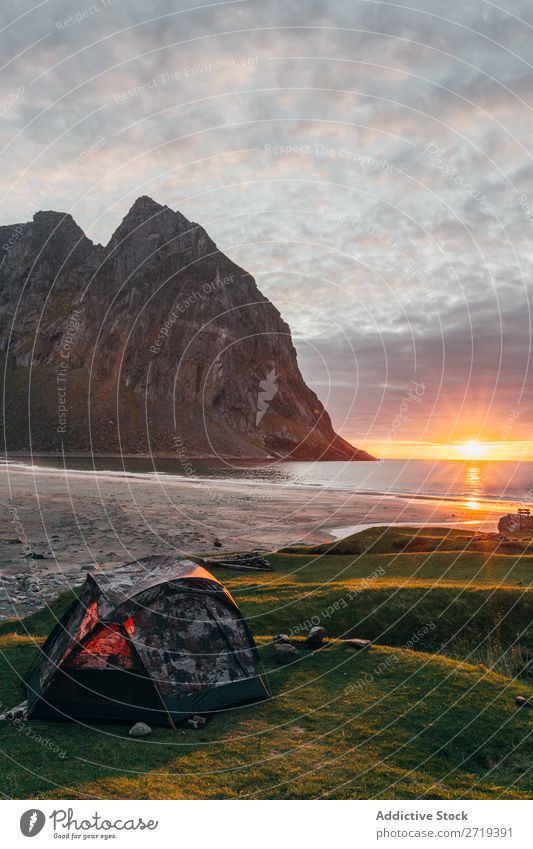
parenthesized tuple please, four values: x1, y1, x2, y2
(31, 209, 88, 246)
(104, 196, 215, 281)
(1, 197, 374, 461)
(129, 194, 165, 213)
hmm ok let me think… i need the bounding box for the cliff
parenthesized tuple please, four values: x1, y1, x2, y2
(0, 196, 375, 460)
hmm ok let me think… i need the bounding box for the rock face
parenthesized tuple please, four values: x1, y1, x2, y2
(0, 197, 375, 460)
(498, 514, 533, 535)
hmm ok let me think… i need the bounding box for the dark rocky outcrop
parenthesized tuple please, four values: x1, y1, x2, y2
(0, 197, 375, 460)
(498, 513, 533, 535)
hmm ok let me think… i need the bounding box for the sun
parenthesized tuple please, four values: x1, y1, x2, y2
(457, 439, 488, 460)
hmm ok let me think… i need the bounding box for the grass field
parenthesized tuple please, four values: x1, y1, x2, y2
(0, 527, 531, 799)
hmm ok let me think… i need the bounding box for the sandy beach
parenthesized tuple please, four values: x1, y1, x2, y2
(0, 460, 509, 620)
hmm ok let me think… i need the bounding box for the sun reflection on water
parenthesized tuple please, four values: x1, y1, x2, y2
(464, 463, 483, 509)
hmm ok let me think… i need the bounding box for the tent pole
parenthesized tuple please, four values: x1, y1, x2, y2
(154, 683, 178, 731)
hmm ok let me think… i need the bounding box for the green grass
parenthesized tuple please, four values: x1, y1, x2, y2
(279, 525, 533, 557)
(212, 540, 532, 673)
(0, 526, 531, 799)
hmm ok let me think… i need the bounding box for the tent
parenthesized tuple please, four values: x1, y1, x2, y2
(26, 556, 270, 726)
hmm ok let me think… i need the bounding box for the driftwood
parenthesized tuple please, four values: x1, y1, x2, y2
(206, 553, 273, 572)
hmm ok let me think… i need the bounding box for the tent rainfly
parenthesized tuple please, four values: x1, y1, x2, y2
(25, 556, 270, 725)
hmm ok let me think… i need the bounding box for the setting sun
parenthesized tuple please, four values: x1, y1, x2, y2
(457, 440, 488, 460)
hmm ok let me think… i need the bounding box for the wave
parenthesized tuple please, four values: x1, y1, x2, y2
(1, 456, 530, 506)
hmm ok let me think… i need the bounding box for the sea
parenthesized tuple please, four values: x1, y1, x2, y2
(3, 456, 533, 508)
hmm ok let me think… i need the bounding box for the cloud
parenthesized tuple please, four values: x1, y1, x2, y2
(1, 0, 532, 449)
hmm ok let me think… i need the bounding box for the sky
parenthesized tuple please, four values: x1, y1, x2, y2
(1, 0, 533, 459)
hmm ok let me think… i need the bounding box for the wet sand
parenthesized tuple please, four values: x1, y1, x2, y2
(0, 462, 508, 619)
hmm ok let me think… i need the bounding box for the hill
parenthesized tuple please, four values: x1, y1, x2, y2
(0, 197, 374, 461)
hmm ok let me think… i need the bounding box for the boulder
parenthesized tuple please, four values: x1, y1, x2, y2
(129, 722, 152, 737)
(306, 626, 326, 649)
(515, 696, 532, 709)
(498, 513, 533, 535)
(273, 634, 291, 644)
(274, 642, 298, 664)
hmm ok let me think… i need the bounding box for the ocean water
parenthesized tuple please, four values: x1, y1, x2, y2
(3, 456, 533, 507)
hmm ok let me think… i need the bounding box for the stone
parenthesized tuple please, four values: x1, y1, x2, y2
(306, 626, 326, 648)
(274, 642, 298, 664)
(187, 715, 207, 729)
(342, 638, 372, 650)
(129, 722, 152, 737)
(498, 513, 533, 535)
(273, 634, 291, 644)
(213, 538, 222, 548)
(515, 696, 532, 709)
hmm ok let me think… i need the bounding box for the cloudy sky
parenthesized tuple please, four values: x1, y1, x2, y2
(2, 0, 533, 458)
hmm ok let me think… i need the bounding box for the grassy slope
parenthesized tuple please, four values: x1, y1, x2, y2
(0, 527, 531, 800)
(279, 525, 533, 558)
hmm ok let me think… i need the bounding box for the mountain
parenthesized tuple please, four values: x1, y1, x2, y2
(0, 197, 375, 460)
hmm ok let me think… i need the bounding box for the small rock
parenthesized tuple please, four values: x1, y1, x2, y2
(273, 634, 291, 644)
(274, 642, 298, 664)
(213, 538, 222, 548)
(129, 721, 152, 737)
(515, 696, 532, 709)
(306, 626, 326, 649)
(187, 715, 207, 729)
(342, 638, 372, 651)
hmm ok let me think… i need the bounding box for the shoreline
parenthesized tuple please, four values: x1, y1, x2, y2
(0, 463, 516, 620)
(0, 461, 514, 620)
(0, 456, 526, 507)
(2, 451, 378, 463)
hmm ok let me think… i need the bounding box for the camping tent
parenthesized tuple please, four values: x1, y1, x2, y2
(26, 556, 270, 726)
